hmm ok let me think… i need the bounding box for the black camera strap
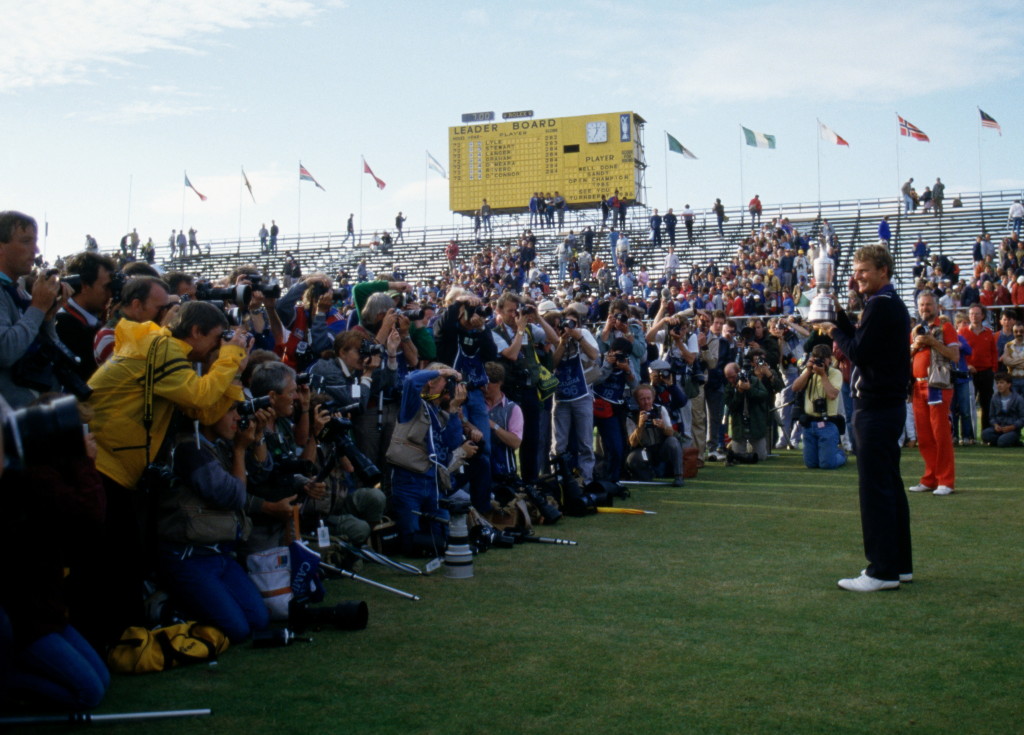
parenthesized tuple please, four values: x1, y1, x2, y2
(142, 336, 163, 466)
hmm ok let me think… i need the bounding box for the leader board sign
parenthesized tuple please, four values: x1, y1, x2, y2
(448, 111, 644, 215)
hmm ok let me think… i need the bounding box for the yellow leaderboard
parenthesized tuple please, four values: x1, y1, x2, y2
(448, 111, 644, 215)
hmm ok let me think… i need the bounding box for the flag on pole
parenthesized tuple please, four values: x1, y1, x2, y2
(818, 121, 850, 147)
(242, 167, 256, 203)
(299, 163, 326, 191)
(426, 150, 447, 178)
(897, 115, 929, 142)
(363, 158, 386, 190)
(979, 108, 1002, 136)
(666, 132, 698, 159)
(741, 126, 776, 149)
(184, 172, 207, 201)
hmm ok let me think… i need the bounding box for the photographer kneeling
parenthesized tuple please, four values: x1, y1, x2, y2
(626, 383, 684, 486)
(792, 344, 847, 469)
(159, 402, 295, 642)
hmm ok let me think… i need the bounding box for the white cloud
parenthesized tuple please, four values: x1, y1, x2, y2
(670, 3, 1022, 103)
(0, 0, 319, 92)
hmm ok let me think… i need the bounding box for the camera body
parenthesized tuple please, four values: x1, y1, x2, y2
(358, 339, 387, 360)
(195, 281, 252, 308)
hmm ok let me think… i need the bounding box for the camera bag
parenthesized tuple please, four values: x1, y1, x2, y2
(107, 622, 228, 674)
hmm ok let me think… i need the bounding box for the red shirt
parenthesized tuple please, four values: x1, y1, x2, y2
(911, 320, 958, 379)
(729, 295, 745, 316)
(958, 325, 999, 372)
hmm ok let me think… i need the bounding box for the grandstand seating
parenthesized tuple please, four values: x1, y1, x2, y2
(163, 189, 1024, 306)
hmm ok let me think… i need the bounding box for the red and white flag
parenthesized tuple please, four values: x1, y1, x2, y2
(184, 172, 207, 201)
(363, 158, 386, 190)
(818, 120, 849, 147)
(897, 115, 929, 142)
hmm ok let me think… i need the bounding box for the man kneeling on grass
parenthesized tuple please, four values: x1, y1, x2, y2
(981, 372, 1024, 447)
(791, 344, 847, 469)
(625, 384, 684, 486)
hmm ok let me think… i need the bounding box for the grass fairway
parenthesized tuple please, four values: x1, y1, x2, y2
(92, 447, 1022, 735)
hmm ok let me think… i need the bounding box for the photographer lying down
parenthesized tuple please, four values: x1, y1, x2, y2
(791, 344, 847, 469)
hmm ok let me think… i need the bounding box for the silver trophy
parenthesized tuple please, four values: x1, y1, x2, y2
(807, 247, 837, 323)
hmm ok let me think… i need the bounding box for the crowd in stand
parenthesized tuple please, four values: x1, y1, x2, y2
(2, 198, 1023, 711)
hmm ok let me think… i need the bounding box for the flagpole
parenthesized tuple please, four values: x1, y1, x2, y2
(359, 156, 365, 247)
(297, 161, 302, 252)
(738, 127, 744, 226)
(181, 170, 186, 233)
(977, 107, 983, 194)
(664, 131, 670, 209)
(894, 114, 901, 210)
(126, 174, 133, 234)
(421, 153, 428, 247)
(238, 166, 243, 254)
(815, 119, 821, 210)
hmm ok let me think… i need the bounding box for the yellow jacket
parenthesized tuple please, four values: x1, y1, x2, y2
(87, 319, 245, 489)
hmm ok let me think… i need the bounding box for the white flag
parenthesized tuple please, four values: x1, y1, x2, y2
(427, 150, 447, 179)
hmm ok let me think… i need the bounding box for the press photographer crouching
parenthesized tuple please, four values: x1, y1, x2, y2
(626, 384, 684, 486)
(84, 300, 249, 645)
(158, 401, 296, 643)
(791, 344, 847, 469)
(244, 361, 330, 551)
(0, 394, 110, 710)
(385, 365, 478, 555)
(723, 357, 772, 464)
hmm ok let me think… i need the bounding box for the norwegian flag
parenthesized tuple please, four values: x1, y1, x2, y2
(299, 163, 326, 191)
(897, 115, 930, 142)
(362, 157, 386, 190)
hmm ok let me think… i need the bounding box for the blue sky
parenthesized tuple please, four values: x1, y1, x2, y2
(2, 0, 1022, 259)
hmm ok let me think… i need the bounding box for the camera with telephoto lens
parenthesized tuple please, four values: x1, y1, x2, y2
(311, 282, 348, 302)
(401, 308, 425, 322)
(61, 271, 126, 302)
(1, 395, 84, 471)
(11, 340, 93, 401)
(519, 304, 537, 316)
(250, 276, 282, 300)
(614, 312, 628, 322)
(319, 416, 383, 486)
(288, 596, 368, 633)
(469, 525, 517, 553)
(195, 281, 252, 307)
(560, 318, 578, 331)
(358, 339, 387, 359)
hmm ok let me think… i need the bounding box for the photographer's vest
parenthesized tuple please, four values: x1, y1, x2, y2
(488, 398, 518, 477)
(453, 329, 489, 389)
(802, 370, 841, 418)
(633, 413, 664, 448)
(386, 400, 455, 491)
(554, 342, 589, 402)
(593, 368, 628, 405)
(493, 322, 539, 390)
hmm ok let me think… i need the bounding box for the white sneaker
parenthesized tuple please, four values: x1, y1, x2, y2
(933, 485, 954, 496)
(908, 484, 935, 493)
(837, 573, 900, 592)
(862, 568, 913, 583)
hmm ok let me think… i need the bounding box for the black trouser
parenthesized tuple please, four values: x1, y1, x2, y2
(972, 369, 994, 431)
(853, 402, 912, 581)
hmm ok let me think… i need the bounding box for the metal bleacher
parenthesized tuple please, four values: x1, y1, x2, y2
(161, 189, 1023, 302)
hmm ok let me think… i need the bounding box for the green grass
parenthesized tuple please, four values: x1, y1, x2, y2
(90, 447, 1023, 735)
